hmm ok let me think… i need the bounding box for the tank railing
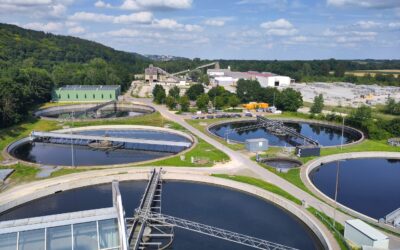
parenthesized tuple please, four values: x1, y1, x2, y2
(135, 210, 298, 250)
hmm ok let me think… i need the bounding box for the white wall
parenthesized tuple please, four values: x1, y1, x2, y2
(265, 76, 291, 87)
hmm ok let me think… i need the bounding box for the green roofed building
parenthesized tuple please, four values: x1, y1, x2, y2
(52, 85, 121, 102)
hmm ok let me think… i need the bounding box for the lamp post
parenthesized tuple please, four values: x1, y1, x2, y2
(340, 116, 345, 151)
(70, 111, 75, 168)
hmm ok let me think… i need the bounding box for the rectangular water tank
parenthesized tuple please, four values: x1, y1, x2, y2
(245, 138, 269, 152)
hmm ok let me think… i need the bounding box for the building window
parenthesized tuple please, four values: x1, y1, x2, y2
(110, 94, 112, 99)
(67, 94, 70, 99)
(93, 94, 95, 99)
(85, 94, 87, 99)
(76, 94, 78, 99)
(58, 94, 61, 99)
(101, 94, 104, 99)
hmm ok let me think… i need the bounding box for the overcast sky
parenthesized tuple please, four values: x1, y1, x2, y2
(1, 0, 399, 60)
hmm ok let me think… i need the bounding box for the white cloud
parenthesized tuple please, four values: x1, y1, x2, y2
(388, 22, 400, 29)
(327, 0, 399, 9)
(0, 0, 70, 17)
(94, 0, 111, 8)
(70, 11, 154, 24)
(120, 0, 192, 10)
(68, 26, 85, 34)
(0, 0, 52, 5)
(23, 22, 63, 32)
(151, 18, 202, 31)
(106, 28, 141, 38)
(204, 17, 233, 27)
(260, 19, 297, 36)
(261, 18, 293, 29)
(355, 20, 381, 29)
(69, 11, 114, 22)
(113, 12, 153, 24)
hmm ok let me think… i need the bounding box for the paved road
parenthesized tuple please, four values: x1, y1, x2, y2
(132, 97, 400, 249)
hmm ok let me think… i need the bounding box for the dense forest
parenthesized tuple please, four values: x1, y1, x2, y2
(0, 23, 150, 128)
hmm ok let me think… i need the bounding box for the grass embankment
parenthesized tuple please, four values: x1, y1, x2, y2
(143, 137, 229, 167)
(307, 206, 352, 250)
(212, 174, 302, 205)
(186, 118, 246, 151)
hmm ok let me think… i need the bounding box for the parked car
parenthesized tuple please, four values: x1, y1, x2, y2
(244, 112, 253, 117)
(192, 116, 199, 119)
(207, 115, 214, 119)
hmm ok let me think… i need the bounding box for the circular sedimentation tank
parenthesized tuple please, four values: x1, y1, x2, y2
(7, 126, 193, 167)
(309, 157, 400, 220)
(0, 181, 325, 250)
(35, 102, 154, 121)
(208, 119, 363, 147)
(260, 157, 302, 172)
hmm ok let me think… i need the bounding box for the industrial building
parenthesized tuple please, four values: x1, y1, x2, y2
(344, 219, 389, 249)
(52, 85, 121, 102)
(207, 67, 292, 89)
(145, 64, 180, 84)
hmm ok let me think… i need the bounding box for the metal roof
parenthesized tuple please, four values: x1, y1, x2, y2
(58, 85, 120, 91)
(345, 219, 388, 241)
(245, 138, 269, 143)
(0, 207, 117, 234)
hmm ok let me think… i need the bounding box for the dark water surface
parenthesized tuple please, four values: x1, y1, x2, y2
(310, 158, 400, 219)
(0, 181, 323, 250)
(210, 121, 360, 146)
(10, 129, 190, 166)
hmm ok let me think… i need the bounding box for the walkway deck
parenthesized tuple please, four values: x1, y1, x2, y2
(31, 131, 191, 148)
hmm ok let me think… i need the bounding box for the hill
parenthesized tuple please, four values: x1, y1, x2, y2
(0, 23, 150, 128)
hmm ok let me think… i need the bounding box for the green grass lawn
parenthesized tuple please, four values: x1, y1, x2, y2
(141, 137, 229, 167)
(212, 174, 302, 205)
(0, 118, 60, 160)
(307, 206, 353, 250)
(0, 164, 40, 184)
(186, 118, 245, 151)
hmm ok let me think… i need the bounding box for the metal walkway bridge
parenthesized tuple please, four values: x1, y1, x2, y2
(0, 169, 299, 250)
(30, 131, 191, 153)
(127, 169, 298, 250)
(225, 116, 319, 146)
(73, 100, 117, 119)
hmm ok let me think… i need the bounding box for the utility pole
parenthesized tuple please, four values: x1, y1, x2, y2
(70, 111, 75, 168)
(333, 160, 341, 228)
(340, 116, 345, 151)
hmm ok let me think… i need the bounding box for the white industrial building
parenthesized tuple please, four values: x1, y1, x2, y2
(207, 67, 292, 90)
(344, 219, 389, 249)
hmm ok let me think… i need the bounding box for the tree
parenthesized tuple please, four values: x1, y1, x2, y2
(385, 98, 400, 115)
(310, 94, 324, 114)
(186, 84, 204, 101)
(348, 105, 372, 128)
(236, 79, 262, 102)
(196, 94, 210, 111)
(215, 96, 225, 109)
(276, 88, 303, 112)
(334, 62, 346, 77)
(258, 87, 280, 106)
(168, 86, 180, 100)
(228, 95, 240, 108)
(207, 86, 226, 100)
(179, 95, 190, 112)
(199, 74, 210, 85)
(165, 96, 177, 110)
(152, 84, 166, 104)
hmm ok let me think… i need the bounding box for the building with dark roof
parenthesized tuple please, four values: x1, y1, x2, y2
(52, 85, 121, 102)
